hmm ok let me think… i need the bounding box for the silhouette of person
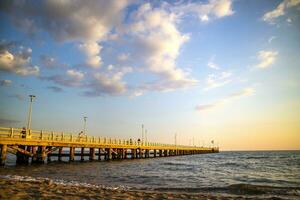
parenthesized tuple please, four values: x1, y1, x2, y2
(79, 131, 84, 138)
(21, 127, 26, 138)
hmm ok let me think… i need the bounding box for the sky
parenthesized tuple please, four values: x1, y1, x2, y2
(0, 0, 299, 150)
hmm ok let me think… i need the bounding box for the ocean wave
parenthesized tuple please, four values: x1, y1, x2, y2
(219, 162, 249, 168)
(245, 156, 270, 159)
(226, 183, 300, 195)
(0, 175, 130, 191)
(161, 162, 187, 166)
(151, 184, 300, 196)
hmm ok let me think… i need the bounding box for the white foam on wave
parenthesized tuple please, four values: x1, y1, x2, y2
(0, 174, 130, 191)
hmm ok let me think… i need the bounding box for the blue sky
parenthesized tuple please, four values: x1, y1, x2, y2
(0, 0, 299, 150)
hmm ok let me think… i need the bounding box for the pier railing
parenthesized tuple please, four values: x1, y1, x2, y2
(0, 127, 215, 150)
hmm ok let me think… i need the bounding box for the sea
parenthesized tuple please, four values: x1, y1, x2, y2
(0, 151, 299, 199)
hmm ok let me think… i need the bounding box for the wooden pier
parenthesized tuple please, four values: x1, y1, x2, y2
(0, 127, 219, 165)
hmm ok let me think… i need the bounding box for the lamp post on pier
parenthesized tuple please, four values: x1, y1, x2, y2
(145, 129, 147, 145)
(27, 95, 36, 130)
(141, 124, 144, 145)
(83, 116, 87, 135)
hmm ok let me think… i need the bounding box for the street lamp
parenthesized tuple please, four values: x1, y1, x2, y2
(141, 124, 144, 144)
(27, 95, 36, 130)
(83, 116, 87, 135)
(145, 129, 147, 144)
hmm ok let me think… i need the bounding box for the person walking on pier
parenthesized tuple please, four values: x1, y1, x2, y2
(78, 131, 86, 141)
(21, 127, 26, 138)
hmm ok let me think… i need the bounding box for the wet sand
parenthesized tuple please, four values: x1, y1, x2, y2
(0, 178, 279, 200)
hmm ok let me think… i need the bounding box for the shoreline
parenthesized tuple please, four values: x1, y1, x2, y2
(0, 176, 287, 200)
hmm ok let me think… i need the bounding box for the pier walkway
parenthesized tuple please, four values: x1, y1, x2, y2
(0, 127, 219, 165)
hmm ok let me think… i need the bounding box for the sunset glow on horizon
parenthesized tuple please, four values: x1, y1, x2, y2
(0, 0, 299, 151)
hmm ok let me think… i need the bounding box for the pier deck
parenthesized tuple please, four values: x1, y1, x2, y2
(0, 127, 219, 165)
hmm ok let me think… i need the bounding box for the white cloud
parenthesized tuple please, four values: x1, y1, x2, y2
(207, 61, 219, 70)
(130, 89, 144, 97)
(66, 69, 84, 82)
(207, 56, 220, 70)
(78, 42, 102, 68)
(263, 1, 285, 23)
(39, 54, 68, 69)
(129, 3, 197, 92)
(256, 50, 278, 69)
(204, 71, 232, 90)
(83, 66, 132, 96)
(117, 53, 130, 62)
(138, 78, 198, 94)
(125, 1, 233, 94)
(0, 43, 39, 76)
(40, 55, 56, 68)
(0, 79, 12, 86)
(268, 36, 277, 43)
(200, 15, 209, 22)
(1, 0, 131, 68)
(196, 87, 255, 111)
(262, 0, 300, 24)
(107, 64, 114, 71)
(228, 87, 255, 99)
(176, 0, 234, 22)
(0, 1, 237, 97)
(42, 69, 84, 87)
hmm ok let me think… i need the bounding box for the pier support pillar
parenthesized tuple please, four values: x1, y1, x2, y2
(36, 146, 46, 163)
(31, 146, 37, 163)
(145, 149, 150, 158)
(108, 148, 112, 160)
(131, 149, 136, 159)
(139, 148, 143, 158)
(26, 146, 32, 162)
(135, 149, 139, 158)
(0, 144, 7, 166)
(81, 147, 84, 161)
(117, 149, 122, 159)
(153, 150, 156, 158)
(89, 148, 95, 161)
(58, 147, 63, 161)
(105, 148, 112, 160)
(159, 150, 163, 157)
(69, 147, 75, 161)
(98, 148, 101, 160)
(112, 149, 117, 160)
(123, 149, 127, 159)
(16, 145, 29, 164)
(47, 147, 52, 162)
(118, 149, 122, 159)
(164, 150, 168, 157)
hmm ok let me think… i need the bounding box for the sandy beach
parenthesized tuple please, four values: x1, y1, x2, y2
(0, 177, 283, 200)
